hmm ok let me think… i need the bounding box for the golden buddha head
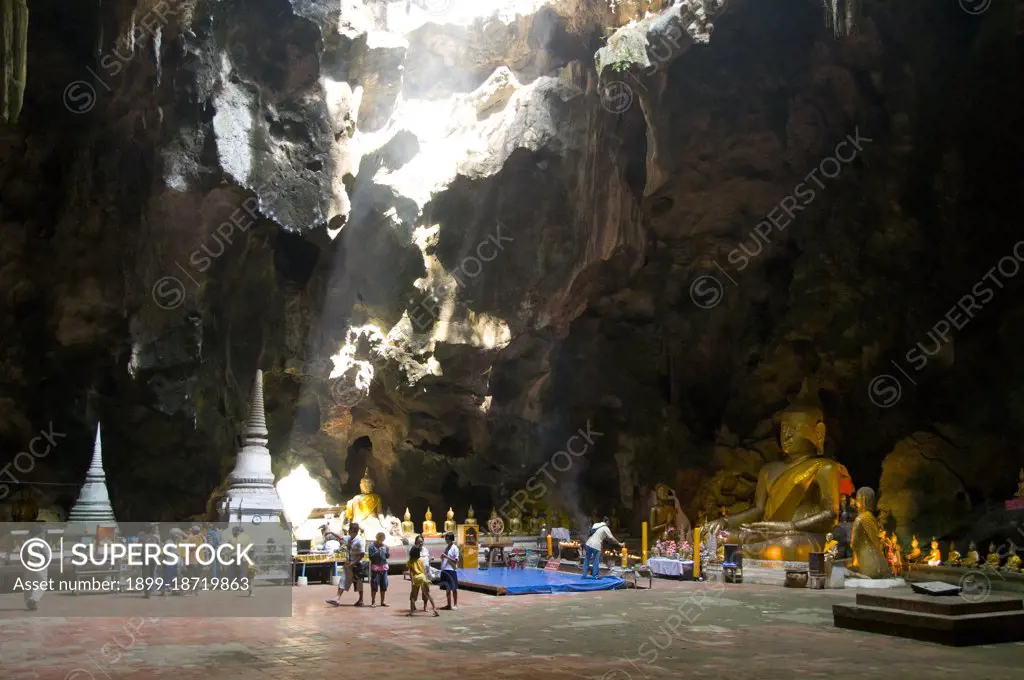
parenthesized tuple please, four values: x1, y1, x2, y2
(447, 507, 455, 520)
(404, 507, 411, 521)
(779, 380, 826, 456)
(911, 536, 919, 547)
(931, 537, 939, 549)
(467, 505, 475, 519)
(359, 468, 374, 494)
(425, 507, 433, 520)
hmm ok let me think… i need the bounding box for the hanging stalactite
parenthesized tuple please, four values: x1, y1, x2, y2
(1, 0, 29, 124)
(822, 0, 858, 38)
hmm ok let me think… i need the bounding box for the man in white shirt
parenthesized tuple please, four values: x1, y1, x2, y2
(583, 516, 621, 578)
(328, 523, 365, 606)
(439, 532, 460, 610)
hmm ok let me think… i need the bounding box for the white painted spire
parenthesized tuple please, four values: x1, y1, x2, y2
(68, 423, 117, 524)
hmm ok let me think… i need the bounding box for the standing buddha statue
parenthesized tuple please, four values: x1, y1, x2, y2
(985, 542, 1002, 569)
(401, 508, 415, 536)
(444, 507, 457, 534)
(701, 380, 854, 562)
(906, 535, 922, 563)
(422, 507, 440, 537)
(963, 540, 980, 567)
(849, 487, 890, 579)
(947, 541, 962, 566)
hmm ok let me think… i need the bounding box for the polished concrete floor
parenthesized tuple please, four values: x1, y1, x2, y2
(1, 576, 1022, 679)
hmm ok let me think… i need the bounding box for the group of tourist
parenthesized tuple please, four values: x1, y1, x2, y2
(326, 523, 460, 616)
(137, 522, 251, 597)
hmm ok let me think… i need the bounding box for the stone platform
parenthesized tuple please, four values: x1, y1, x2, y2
(833, 591, 1024, 646)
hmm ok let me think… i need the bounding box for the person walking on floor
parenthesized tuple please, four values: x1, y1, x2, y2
(406, 544, 439, 617)
(583, 516, 621, 578)
(438, 531, 459, 610)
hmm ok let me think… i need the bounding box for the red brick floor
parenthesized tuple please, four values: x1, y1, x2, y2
(2, 578, 1022, 679)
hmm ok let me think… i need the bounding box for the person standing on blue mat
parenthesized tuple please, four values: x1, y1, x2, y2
(439, 531, 460, 610)
(583, 516, 621, 578)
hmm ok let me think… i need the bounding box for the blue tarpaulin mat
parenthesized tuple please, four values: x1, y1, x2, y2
(455, 567, 626, 595)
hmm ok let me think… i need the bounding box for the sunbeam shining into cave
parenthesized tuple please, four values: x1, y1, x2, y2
(276, 464, 329, 534)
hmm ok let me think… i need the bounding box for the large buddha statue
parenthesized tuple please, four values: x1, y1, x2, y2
(422, 507, 440, 537)
(343, 468, 403, 546)
(508, 507, 522, 535)
(702, 381, 853, 562)
(346, 468, 384, 526)
(444, 507, 457, 534)
(849, 487, 890, 579)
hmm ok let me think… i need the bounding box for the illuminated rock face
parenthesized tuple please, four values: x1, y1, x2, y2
(68, 424, 117, 528)
(220, 370, 285, 525)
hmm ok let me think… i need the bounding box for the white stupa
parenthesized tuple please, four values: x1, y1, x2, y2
(68, 423, 117, 526)
(219, 370, 285, 525)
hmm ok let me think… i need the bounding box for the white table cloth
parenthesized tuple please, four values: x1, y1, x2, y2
(647, 557, 693, 577)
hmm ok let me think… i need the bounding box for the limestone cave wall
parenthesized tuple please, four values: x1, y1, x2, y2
(1, 0, 1022, 545)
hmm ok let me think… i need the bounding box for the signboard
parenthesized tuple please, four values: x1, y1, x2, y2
(544, 559, 561, 571)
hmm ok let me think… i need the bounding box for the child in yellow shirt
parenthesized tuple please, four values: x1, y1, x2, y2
(406, 545, 438, 617)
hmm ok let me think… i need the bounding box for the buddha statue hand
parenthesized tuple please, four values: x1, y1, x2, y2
(741, 521, 799, 536)
(703, 517, 730, 536)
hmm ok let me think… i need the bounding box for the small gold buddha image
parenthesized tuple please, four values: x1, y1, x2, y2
(890, 535, 904, 575)
(401, 508, 415, 536)
(985, 542, 1002, 569)
(906, 535, 922, 562)
(444, 507, 457, 534)
(509, 507, 522, 535)
(964, 540, 980, 567)
(947, 541, 962, 566)
(422, 507, 440, 537)
(849, 487, 890, 579)
(1016, 468, 1024, 498)
(1002, 543, 1021, 572)
(925, 537, 942, 566)
(465, 505, 478, 526)
(823, 533, 839, 555)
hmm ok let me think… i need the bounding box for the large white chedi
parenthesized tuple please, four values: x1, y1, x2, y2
(219, 370, 285, 525)
(68, 423, 117, 528)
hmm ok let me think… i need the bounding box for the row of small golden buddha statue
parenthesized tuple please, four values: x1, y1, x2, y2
(399, 505, 547, 537)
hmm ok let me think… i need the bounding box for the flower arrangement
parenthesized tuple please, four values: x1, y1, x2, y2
(652, 527, 693, 560)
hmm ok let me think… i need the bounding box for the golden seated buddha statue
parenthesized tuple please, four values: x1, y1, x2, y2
(702, 381, 853, 562)
(422, 507, 440, 537)
(444, 507, 457, 534)
(1016, 468, 1024, 498)
(925, 537, 942, 566)
(508, 508, 522, 535)
(963, 540, 980, 567)
(985, 542, 1001, 569)
(464, 505, 478, 526)
(849, 487, 890, 579)
(947, 541, 962, 566)
(906, 535, 922, 563)
(345, 468, 384, 527)
(1003, 544, 1021, 572)
(401, 508, 415, 536)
